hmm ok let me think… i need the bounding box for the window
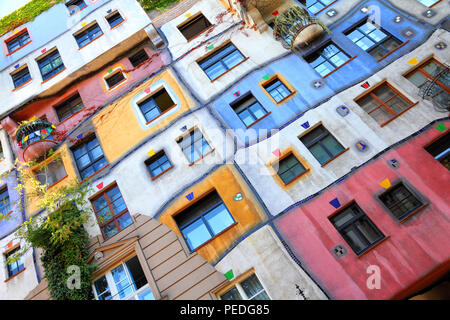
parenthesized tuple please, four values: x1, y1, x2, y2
(177, 128, 213, 164)
(66, 0, 87, 15)
(299, 125, 345, 165)
(55, 93, 84, 122)
(330, 202, 385, 255)
(35, 160, 67, 187)
(5, 248, 24, 279)
(416, 0, 440, 6)
(129, 49, 149, 68)
(145, 151, 172, 179)
(91, 184, 132, 239)
(275, 154, 307, 184)
(72, 136, 108, 180)
(379, 183, 425, 221)
(74, 23, 103, 48)
(230, 94, 268, 127)
(178, 13, 212, 41)
(37, 50, 65, 81)
(198, 43, 246, 80)
(105, 71, 126, 89)
(93, 256, 154, 300)
(6, 31, 30, 53)
(175, 191, 235, 251)
(405, 59, 449, 108)
(0, 188, 10, 215)
(345, 20, 402, 60)
(0, 143, 3, 159)
(11, 67, 31, 88)
(263, 78, 293, 103)
(220, 273, 270, 300)
(305, 43, 350, 77)
(425, 132, 449, 170)
(106, 11, 124, 28)
(138, 89, 175, 124)
(306, 0, 336, 14)
(355, 82, 416, 126)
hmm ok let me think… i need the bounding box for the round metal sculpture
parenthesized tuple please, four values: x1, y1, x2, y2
(16, 119, 57, 162)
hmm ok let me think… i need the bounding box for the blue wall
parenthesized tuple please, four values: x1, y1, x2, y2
(0, 171, 23, 240)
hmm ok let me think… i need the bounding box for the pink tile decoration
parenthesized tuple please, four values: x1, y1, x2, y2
(272, 149, 282, 157)
(145, 87, 151, 94)
(96, 182, 104, 190)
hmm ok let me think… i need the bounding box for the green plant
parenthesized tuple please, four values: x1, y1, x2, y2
(137, 0, 181, 12)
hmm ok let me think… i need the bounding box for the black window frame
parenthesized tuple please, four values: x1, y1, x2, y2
(230, 93, 269, 127)
(66, 0, 87, 15)
(137, 88, 175, 124)
(262, 77, 293, 103)
(74, 23, 103, 48)
(425, 131, 450, 170)
(37, 49, 65, 81)
(129, 49, 150, 68)
(106, 11, 124, 28)
(11, 67, 31, 88)
(71, 135, 108, 180)
(6, 30, 31, 53)
(329, 202, 385, 255)
(305, 42, 351, 77)
(55, 93, 84, 122)
(145, 151, 173, 179)
(275, 153, 308, 185)
(379, 182, 426, 221)
(178, 13, 212, 41)
(105, 70, 126, 89)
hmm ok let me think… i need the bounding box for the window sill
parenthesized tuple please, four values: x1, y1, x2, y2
(69, 6, 87, 16)
(357, 236, 390, 258)
(313, 0, 339, 15)
(6, 40, 32, 56)
(429, 0, 443, 8)
(274, 92, 297, 105)
(46, 175, 69, 190)
(145, 104, 178, 125)
(188, 149, 215, 167)
(190, 222, 239, 252)
(78, 34, 104, 50)
(79, 164, 110, 184)
(399, 203, 429, 223)
(151, 165, 174, 181)
(380, 102, 419, 127)
(12, 79, 32, 92)
(322, 56, 357, 79)
(58, 107, 86, 125)
(4, 268, 26, 283)
(282, 168, 311, 187)
(187, 25, 215, 43)
(41, 67, 67, 84)
(210, 57, 249, 83)
(320, 148, 350, 167)
(246, 112, 272, 129)
(377, 40, 410, 62)
(110, 19, 126, 30)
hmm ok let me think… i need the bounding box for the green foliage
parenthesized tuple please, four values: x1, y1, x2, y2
(0, 0, 66, 37)
(137, 0, 181, 12)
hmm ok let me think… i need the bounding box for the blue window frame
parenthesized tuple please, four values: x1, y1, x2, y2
(177, 128, 212, 164)
(0, 188, 10, 215)
(306, 0, 335, 14)
(198, 43, 246, 80)
(11, 67, 31, 88)
(37, 50, 65, 81)
(231, 94, 268, 127)
(306, 43, 350, 77)
(5, 247, 24, 278)
(263, 78, 292, 103)
(175, 191, 235, 251)
(138, 89, 175, 124)
(66, 0, 87, 15)
(345, 20, 402, 60)
(106, 11, 124, 28)
(6, 31, 30, 53)
(146, 151, 172, 179)
(72, 136, 108, 180)
(75, 23, 103, 48)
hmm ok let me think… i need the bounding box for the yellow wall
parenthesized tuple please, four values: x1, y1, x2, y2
(158, 165, 267, 263)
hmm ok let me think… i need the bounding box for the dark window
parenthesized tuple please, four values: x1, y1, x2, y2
(138, 89, 175, 123)
(305, 43, 350, 77)
(345, 20, 402, 60)
(145, 151, 172, 179)
(220, 274, 270, 300)
(37, 50, 65, 81)
(355, 83, 415, 125)
(0, 188, 10, 215)
(75, 23, 103, 48)
(91, 184, 132, 239)
(263, 78, 292, 103)
(299, 125, 345, 165)
(6, 31, 30, 53)
(175, 191, 235, 251)
(55, 93, 84, 122)
(198, 43, 245, 80)
(379, 183, 424, 220)
(106, 11, 124, 28)
(177, 128, 213, 164)
(129, 49, 149, 68)
(178, 14, 212, 41)
(276, 154, 307, 184)
(72, 136, 108, 180)
(231, 94, 268, 127)
(425, 132, 450, 170)
(11, 67, 31, 88)
(0, 143, 3, 159)
(66, 0, 87, 15)
(306, 0, 335, 14)
(35, 160, 67, 187)
(5, 248, 24, 278)
(330, 203, 385, 255)
(105, 71, 126, 89)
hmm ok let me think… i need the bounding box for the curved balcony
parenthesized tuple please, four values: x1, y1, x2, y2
(16, 119, 58, 162)
(273, 6, 328, 51)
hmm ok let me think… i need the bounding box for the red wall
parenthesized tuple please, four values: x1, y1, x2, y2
(274, 121, 450, 300)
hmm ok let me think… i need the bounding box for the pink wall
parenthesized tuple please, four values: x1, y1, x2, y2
(274, 121, 450, 300)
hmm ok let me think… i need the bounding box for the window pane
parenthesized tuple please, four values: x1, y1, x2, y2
(125, 256, 147, 291)
(309, 144, 331, 164)
(112, 264, 133, 299)
(342, 227, 367, 253)
(182, 218, 212, 250)
(221, 287, 243, 300)
(117, 212, 132, 230)
(321, 135, 345, 157)
(204, 204, 234, 235)
(241, 274, 266, 299)
(137, 287, 155, 300)
(94, 276, 112, 300)
(103, 221, 119, 238)
(355, 218, 383, 244)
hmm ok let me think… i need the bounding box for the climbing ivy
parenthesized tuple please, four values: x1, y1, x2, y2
(137, 0, 181, 12)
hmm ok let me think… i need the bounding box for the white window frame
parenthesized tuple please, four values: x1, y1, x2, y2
(220, 272, 271, 300)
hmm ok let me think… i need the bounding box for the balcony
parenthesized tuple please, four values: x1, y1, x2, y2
(15, 119, 58, 162)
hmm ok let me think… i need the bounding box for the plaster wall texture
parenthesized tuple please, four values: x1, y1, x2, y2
(235, 29, 449, 216)
(215, 225, 328, 300)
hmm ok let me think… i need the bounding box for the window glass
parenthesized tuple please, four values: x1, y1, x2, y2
(425, 132, 450, 170)
(178, 14, 212, 40)
(11, 67, 31, 88)
(198, 43, 245, 80)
